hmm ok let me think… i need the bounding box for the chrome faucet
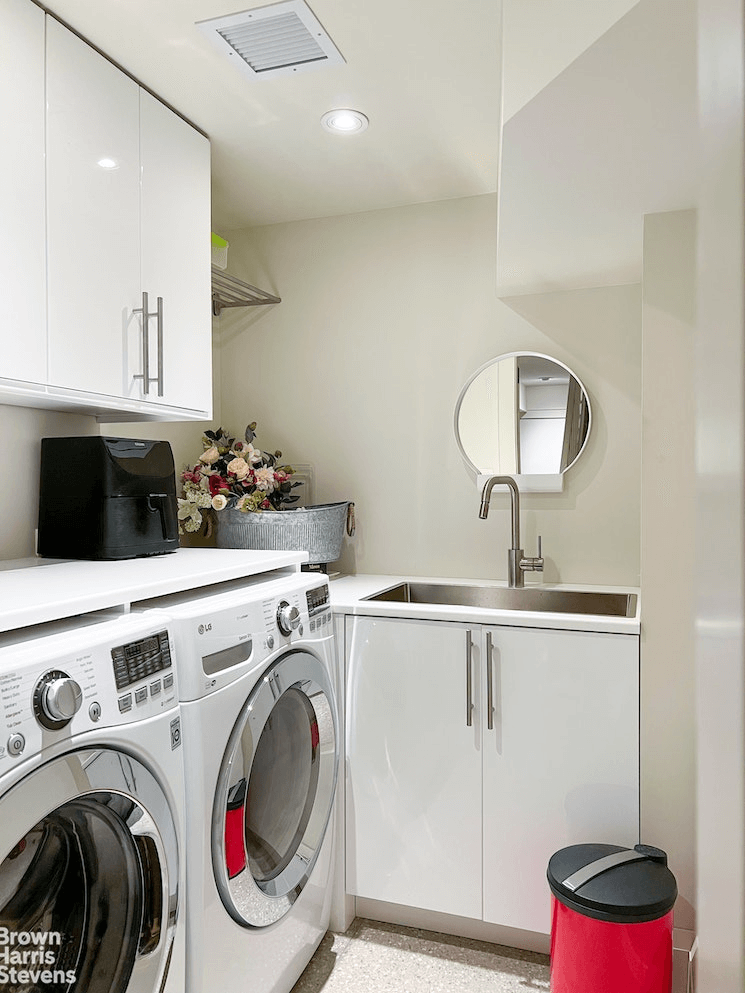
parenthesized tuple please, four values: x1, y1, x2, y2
(478, 475, 544, 588)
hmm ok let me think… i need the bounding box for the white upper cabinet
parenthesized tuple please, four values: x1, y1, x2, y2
(0, 0, 46, 386)
(46, 17, 141, 400)
(0, 3, 212, 420)
(140, 92, 211, 414)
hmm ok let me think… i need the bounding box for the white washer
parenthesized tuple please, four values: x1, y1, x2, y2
(134, 571, 339, 993)
(0, 610, 186, 993)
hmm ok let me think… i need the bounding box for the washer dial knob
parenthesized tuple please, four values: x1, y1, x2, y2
(34, 671, 83, 729)
(276, 601, 301, 636)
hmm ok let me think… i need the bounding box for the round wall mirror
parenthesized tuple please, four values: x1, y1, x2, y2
(454, 352, 591, 478)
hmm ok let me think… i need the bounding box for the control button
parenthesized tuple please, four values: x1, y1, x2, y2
(7, 733, 25, 757)
(88, 702, 102, 722)
(118, 694, 132, 713)
(266, 635, 275, 650)
(310, 620, 316, 632)
(298, 623, 304, 637)
(150, 680, 162, 696)
(163, 673, 174, 690)
(135, 687, 148, 704)
(277, 601, 301, 636)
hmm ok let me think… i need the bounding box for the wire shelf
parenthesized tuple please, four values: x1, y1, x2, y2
(211, 266, 281, 316)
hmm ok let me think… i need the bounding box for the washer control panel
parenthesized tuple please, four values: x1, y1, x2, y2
(263, 581, 332, 640)
(111, 630, 172, 690)
(306, 584, 330, 616)
(0, 611, 178, 767)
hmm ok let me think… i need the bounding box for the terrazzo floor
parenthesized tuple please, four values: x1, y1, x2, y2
(290, 919, 551, 993)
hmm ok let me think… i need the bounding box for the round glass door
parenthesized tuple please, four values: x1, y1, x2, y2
(213, 650, 338, 928)
(0, 748, 179, 993)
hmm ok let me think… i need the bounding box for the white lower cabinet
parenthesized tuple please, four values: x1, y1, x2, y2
(346, 617, 482, 918)
(345, 615, 639, 935)
(481, 624, 639, 933)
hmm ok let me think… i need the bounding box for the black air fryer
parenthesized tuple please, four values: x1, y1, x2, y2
(38, 437, 180, 560)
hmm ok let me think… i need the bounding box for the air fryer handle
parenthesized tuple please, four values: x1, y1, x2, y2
(147, 494, 170, 540)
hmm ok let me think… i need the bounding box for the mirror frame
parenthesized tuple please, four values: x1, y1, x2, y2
(453, 351, 592, 480)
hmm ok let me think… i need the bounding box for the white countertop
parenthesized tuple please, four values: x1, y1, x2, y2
(330, 574, 641, 635)
(0, 548, 306, 633)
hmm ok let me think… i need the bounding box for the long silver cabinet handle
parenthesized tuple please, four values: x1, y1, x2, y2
(155, 296, 164, 396)
(465, 630, 474, 727)
(133, 291, 151, 395)
(486, 631, 494, 730)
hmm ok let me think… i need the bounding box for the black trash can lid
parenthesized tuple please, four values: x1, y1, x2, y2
(547, 843, 677, 924)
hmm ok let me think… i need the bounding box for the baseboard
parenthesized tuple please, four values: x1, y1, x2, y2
(352, 897, 551, 956)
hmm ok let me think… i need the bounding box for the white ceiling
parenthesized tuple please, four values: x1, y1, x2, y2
(37, 0, 693, 293)
(40, 0, 503, 231)
(38, 0, 648, 236)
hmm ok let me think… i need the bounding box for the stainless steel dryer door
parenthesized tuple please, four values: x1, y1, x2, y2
(213, 649, 338, 928)
(0, 748, 179, 993)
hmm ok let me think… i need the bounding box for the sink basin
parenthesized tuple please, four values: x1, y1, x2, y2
(364, 582, 637, 618)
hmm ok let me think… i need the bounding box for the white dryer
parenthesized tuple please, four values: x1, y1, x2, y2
(133, 571, 339, 993)
(0, 610, 186, 993)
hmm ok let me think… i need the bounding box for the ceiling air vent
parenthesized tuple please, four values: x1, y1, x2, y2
(196, 0, 345, 79)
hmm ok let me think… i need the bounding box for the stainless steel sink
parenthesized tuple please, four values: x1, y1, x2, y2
(364, 582, 637, 617)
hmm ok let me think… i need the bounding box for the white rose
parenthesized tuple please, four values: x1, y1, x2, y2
(211, 494, 228, 511)
(200, 446, 220, 465)
(227, 457, 249, 480)
(253, 467, 276, 493)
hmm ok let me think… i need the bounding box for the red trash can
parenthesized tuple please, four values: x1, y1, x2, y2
(547, 843, 677, 993)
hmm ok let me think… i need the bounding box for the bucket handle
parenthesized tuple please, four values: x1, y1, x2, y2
(346, 502, 356, 537)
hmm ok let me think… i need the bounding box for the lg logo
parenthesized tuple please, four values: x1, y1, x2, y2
(198, 622, 213, 635)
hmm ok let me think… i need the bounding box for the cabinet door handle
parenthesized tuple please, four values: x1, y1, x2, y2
(155, 296, 164, 397)
(465, 630, 474, 727)
(486, 631, 494, 730)
(133, 290, 151, 395)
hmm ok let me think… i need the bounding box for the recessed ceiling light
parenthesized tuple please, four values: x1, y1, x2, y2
(97, 157, 119, 169)
(321, 109, 369, 135)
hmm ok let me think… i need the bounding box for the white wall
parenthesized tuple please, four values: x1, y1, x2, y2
(696, 0, 745, 986)
(0, 404, 99, 560)
(641, 208, 696, 930)
(219, 193, 641, 585)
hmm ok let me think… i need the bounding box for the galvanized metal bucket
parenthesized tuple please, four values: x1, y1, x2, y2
(214, 500, 355, 564)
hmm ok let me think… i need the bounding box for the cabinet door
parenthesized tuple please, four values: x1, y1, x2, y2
(0, 0, 46, 385)
(140, 92, 212, 415)
(482, 626, 639, 934)
(345, 616, 482, 919)
(46, 17, 141, 398)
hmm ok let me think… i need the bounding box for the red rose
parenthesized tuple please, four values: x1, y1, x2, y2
(208, 474, 228, 496)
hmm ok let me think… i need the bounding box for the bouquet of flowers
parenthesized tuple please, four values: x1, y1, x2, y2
(177, 422, 301, 534)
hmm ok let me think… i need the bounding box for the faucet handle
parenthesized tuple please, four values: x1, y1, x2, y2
(520, 535, 544, 573)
